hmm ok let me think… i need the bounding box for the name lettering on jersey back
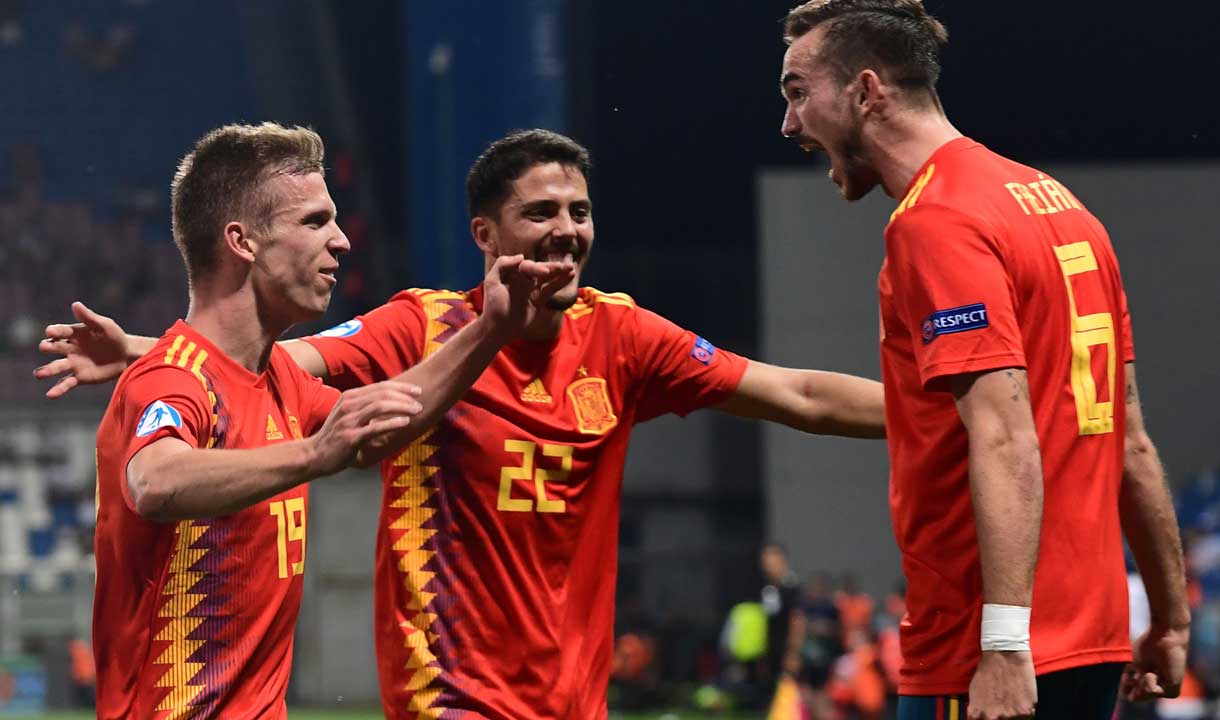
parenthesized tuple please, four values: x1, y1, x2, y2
(1005, 173, 1083, 216)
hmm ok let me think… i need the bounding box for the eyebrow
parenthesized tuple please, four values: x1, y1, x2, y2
(302, 206, 337, 223)
(520, 198, 592, 211)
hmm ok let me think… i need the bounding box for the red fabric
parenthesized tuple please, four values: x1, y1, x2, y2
(305, 286, 747, 719)
(879, 139, 1133, 694)
(93, 321, 338, 719)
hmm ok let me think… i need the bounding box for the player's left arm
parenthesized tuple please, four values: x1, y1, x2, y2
(713, 360, 885, 438)
(1118, 362, 1190, 701)
(951, 366, 1042, 718)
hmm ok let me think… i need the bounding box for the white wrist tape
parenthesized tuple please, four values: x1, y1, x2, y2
(980, 603, 1031, 652)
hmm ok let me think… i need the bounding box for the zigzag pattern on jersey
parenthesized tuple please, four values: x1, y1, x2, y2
(565, 287, 635, 320)
(391, 290, 474, 718)
(152, 336, 230, 719)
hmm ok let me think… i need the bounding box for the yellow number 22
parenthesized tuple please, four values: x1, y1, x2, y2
(1054, 241, 1115, 435)
(498, 440, 572, 513)
(269, 497, 306, 579)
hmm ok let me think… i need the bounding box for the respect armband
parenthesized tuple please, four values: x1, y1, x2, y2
(980, 603, 1031, 652)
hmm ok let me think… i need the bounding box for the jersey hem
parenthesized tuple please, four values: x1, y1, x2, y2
(898, 646, 1133, 695)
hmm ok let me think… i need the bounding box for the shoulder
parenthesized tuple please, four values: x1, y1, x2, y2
(358, 287, 471, 315)
(118, 329, 212, 396)
(565, 286, 638, 322)
(890, 142, 1017, 223)
(397, 287, 468, 304)
(391, 287, 475, 318)
(886, 202, 988, 248)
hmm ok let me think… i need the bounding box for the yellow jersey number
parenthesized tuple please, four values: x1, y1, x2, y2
(1053, 241, 1116, 435)
(269, 497, 306, 578)
(498, 439, 572, 513)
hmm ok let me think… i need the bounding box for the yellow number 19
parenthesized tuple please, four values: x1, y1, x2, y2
(269, 497, 306, 579)
(1054, 241, 1116, 435)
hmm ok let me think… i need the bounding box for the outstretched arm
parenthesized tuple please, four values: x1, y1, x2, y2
(36, 254, 573, 403)
(712, 360, 885, 438)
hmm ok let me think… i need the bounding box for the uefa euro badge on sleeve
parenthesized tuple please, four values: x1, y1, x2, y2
(690, 336, 716, 365)
(135, 400, 183, 437)
(316, 319, 363, 338)
(566, 376, 618, 435)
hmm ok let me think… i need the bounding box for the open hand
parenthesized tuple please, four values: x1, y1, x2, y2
(34, 302, 130, 398)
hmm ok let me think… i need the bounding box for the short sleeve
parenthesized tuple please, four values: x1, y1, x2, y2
(115, 365, 214, 509)
(628, 305, 748, 422)
(1120, 289, 1135, 363)
(302, 291, 429, 390)
(293, 365, 342, 437)
(886, 204, 1027, 390)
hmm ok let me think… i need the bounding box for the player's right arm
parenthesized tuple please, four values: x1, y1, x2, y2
(36, 257, 573, 404)
(36, 302, 323, 394)
(950, 368, 1042, 720)
(127, 379, 421, 521)
(1117, 362, 1190, 702)
(36, 309, 327, 391)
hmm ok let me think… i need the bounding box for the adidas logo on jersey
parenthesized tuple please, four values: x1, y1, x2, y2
(266, 415, 284, 440)
(520, 378, 553, 404)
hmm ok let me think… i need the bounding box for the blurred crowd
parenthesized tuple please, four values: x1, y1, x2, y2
(610, 468, 1220, 719)
(0, 142, 186, 404)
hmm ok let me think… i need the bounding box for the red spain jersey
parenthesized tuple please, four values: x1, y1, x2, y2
(878, 138, 1134, 694)
(305, 286, 747, 719)
(93, 320, 339, 719)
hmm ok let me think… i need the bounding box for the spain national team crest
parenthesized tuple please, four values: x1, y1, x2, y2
(566, 376, 618, 435)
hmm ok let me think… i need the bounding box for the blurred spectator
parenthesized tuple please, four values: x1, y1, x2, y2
(799, 573, 842, 718)
(761, 543, 806, 693)
(826, 628, 886, 720)
(67, 637, 94, 707)
(834, 573, 875, 645)
(877, 581, 905, 719)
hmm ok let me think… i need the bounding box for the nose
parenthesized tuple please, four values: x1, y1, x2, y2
(781, 104, 801, 139)
(554, 211, 578, 241)
(330, 226, 351, 255)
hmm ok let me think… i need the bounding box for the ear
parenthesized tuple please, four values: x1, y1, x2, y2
(855, 69, 886, 114)
(471, 215, 496, 255)
(223, 221, 257, 265)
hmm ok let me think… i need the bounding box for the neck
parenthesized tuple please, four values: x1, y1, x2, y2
(521, 306, 564, 342)
(865, 104, 962, 199)
(184, 277, 285, 374)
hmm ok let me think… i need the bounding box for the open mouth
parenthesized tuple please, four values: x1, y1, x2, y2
(800, 138, 826, 153)
(537, 250, 578, 265)
(318, 267, 338, 285)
